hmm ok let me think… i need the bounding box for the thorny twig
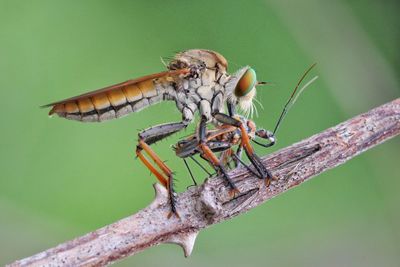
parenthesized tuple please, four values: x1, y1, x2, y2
(8, 98, 400, 267)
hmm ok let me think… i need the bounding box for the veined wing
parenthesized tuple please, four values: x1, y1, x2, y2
(43, 69, 189, 122)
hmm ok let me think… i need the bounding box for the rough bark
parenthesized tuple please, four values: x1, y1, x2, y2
(8, 98, 400, 267)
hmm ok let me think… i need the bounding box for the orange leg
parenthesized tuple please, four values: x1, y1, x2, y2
(197, 116, 240, 196)
(239, 124, 272, 186)
(136, 144, 168, 188)
(219, 148, 234, 167)
(239, 124, 254, 154)
(199, 143, 240, 197)
(136, 139, 179, 218)
(212, 112, 273, 186)
(135, 121, 188, 218)
(137, 140, 173, 180)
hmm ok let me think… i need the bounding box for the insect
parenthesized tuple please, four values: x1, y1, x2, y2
(174, 115, 276, 184)
(174, 65, 318, 193)
(43, 49, 314, 217)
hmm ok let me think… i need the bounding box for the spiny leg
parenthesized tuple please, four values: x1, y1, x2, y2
(213, 112, 273, 186)
(136, 121, 187, 218)
(136, 144, 167, 188)
(197, 116, 239, 196)
(137, 140, 178, 217)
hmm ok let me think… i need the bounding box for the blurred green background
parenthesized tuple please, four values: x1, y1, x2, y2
(1, 0, 399, 266)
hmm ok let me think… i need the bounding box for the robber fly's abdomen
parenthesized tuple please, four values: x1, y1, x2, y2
(50, 79, 169, 122)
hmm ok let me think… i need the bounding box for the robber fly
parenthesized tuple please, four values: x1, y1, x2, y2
(43, 49, 314, 217)
(174, 65, 318, 193)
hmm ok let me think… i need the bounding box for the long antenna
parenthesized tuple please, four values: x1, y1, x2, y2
(272, 63, 318, 135)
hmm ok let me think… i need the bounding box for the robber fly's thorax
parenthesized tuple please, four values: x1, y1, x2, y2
(165, 52, 231, 123)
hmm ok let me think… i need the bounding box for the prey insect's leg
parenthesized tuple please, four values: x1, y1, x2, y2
(197, 116, 239, 196)
(233, 145, 243, 168)
(219, 148, 234, 168)
(183, 158, 197, 187)
(136, 121, 187, 218)
(190, 156, 213, 177)
(227, 102, 243, 168)
(213, 112, 273, 185)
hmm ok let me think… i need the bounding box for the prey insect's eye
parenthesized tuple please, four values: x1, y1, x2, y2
(234, 68, 257, 97)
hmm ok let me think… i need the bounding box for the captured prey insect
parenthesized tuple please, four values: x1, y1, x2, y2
(174, 65, 318, 193)
(42, 49, 311, 217)
(174, 115, 275, 188)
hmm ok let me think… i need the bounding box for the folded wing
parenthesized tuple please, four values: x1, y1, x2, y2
(43, 69, 189, 122)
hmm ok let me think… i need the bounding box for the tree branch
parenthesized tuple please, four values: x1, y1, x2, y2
(8, 98, 400, 267)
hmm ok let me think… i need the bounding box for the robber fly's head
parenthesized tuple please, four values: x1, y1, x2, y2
(228, 66, 266, 117)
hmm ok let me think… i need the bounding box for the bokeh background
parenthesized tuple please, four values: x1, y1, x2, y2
(1, 0, 399, 266)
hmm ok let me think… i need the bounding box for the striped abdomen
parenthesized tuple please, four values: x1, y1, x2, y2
(44, 70, 188, 122)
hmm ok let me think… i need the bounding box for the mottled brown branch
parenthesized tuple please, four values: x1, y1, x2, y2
(8, 98, 400, 267)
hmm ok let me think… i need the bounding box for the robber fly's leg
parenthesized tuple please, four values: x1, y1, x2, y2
(135, 121, 188, 218)
(197, 116, 239, 196)
(213, 112, 273, 186)
(183, 158, 197, 187)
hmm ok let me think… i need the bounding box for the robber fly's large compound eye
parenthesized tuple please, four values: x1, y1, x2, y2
(234, 68, 257, 97)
